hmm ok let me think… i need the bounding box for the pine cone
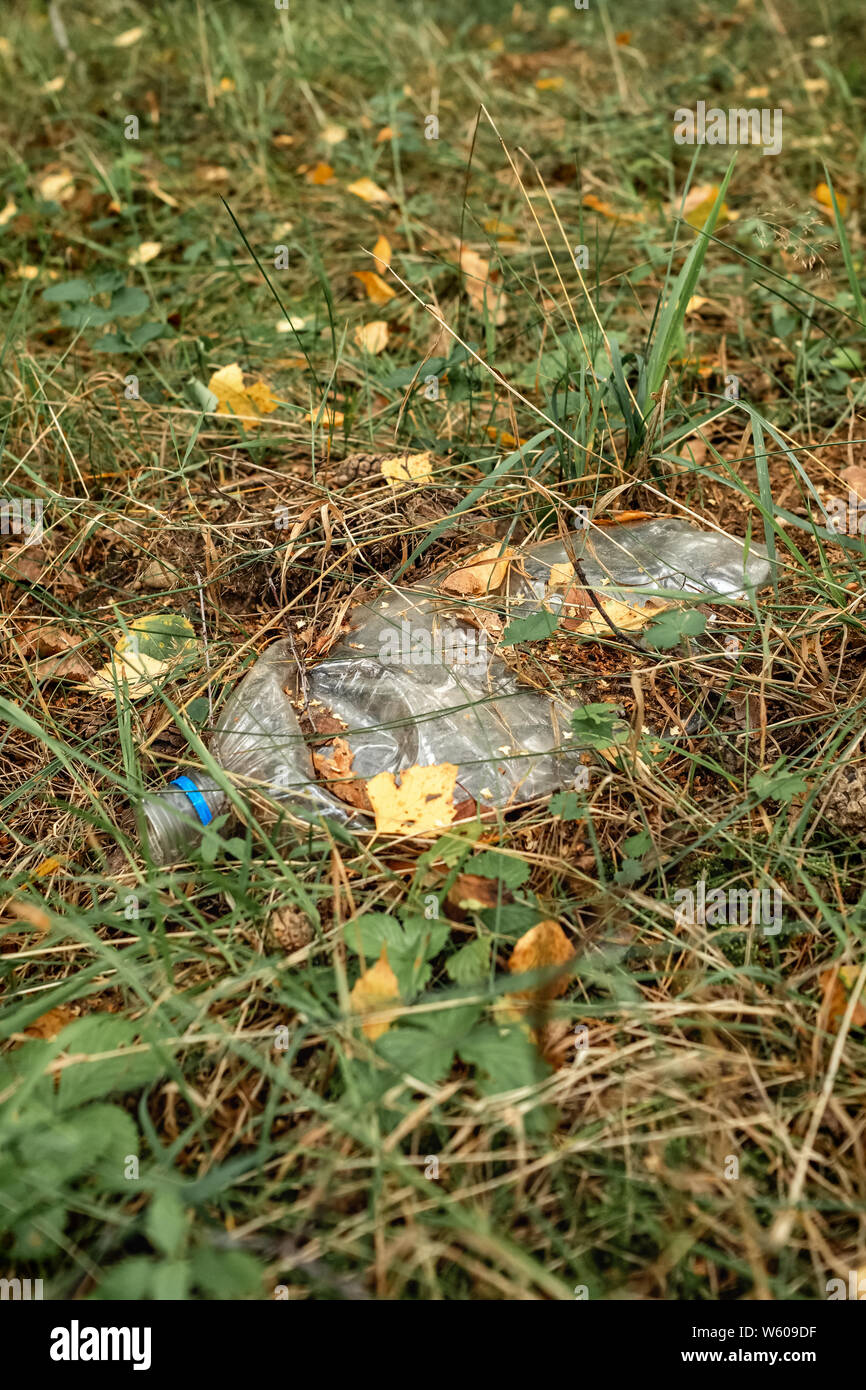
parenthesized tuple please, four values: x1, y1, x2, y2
(821, 763, 866, 836)
(267, 904, 315, 953)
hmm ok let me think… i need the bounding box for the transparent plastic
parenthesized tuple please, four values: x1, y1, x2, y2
(137, 517, 771, 863)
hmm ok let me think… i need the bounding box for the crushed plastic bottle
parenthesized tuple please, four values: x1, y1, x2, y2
(138, 517, 771, 863)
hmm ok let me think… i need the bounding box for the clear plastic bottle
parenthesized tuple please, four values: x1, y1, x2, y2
(139, 640, 358, 865)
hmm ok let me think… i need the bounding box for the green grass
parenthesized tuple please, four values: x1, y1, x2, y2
(1, 0, 866, 1301)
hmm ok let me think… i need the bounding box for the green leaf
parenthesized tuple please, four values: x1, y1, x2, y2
(570, 702, 629, 750)
(55, 1016, 166, 1107)
(152, 1259, 191, 1300)
(614, 857, 645, 886)
(458, 1021, 549, 1094)
(446, 936, 492, 984)
(749, 768, 808, 803)
(548, 790, 585, 821)
(93, 333, 132, 352)
(145, 1190, 188, 1257)
(42, 279, 93, 304)
(110, 286, 150, 317)
(92, 1256, 155, 1300)
(643, 607, 707, 650)
(501, 609, 559, 646)
(129, 321, 170, 346)
(60, 303, 115, 328)
(470, 850, 529, 888)
(190, 1248, 263, 1299)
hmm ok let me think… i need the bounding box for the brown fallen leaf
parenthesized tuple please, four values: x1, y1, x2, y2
(367, 763, 458, 835)
(508, 919, 575, 1000)
(353, 269, 395, 304)
(349, 944, 400, 1040)
(22, 1005, 78, 1039)
(841, 465, 866, 501)
(820, 966, 866, 1032)
(311, 737, 373, 813)
(207, 363, 279, 424)
(438, 542, 514, 597)
(1, 545, 83, 595)
(35, 650, 95, 682)
(446, 873, 512, 918)
(459, 247, 506, 324)
(562, 589, 668, 636)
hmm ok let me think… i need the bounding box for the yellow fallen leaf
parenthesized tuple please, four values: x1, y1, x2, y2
(380, 452, 433, 486)
(113, 25, 145, 47)
(508, 919, 575, 1000)
(88, 650, 171, 701)
(40, 75, 66, 93)
(347, 176, 392, 205)
(128, 241, 162, 266)
(677, 183, 733, 229)
(438, 542, 514, 597)
(570, 594, 668, 635)
(583, 192, 644, 224)
(10, 899, 52, 933)
(354, 320, 389, 354)
(15, 265, 39, 280)
(321, 123, 347, 145)
(548, 6, 569, 22)
(483, 218, 519, 241)
(88, 615, 198, 700)
(485, 427, 527, 448)
(353, 269, 395, 304)
(0, 198, 17, 227)
(547, 560, 575, 590)
(349, 945, 400, 1040)
(33, 856, 65, 878)
(685, 295, 710, 315)
(207, 363, 279, 424)
(145, 178, 179, 208)
(536, 76, 564, 91)
(304, 407, 345, 428)
(367, 763, 458, 836)
(813, 181, 848, 218)
(306, 162, 335, 185)
(460, 247, 506, 324)
(37, 168, 74, 203)
(372, 234, 391, 274)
